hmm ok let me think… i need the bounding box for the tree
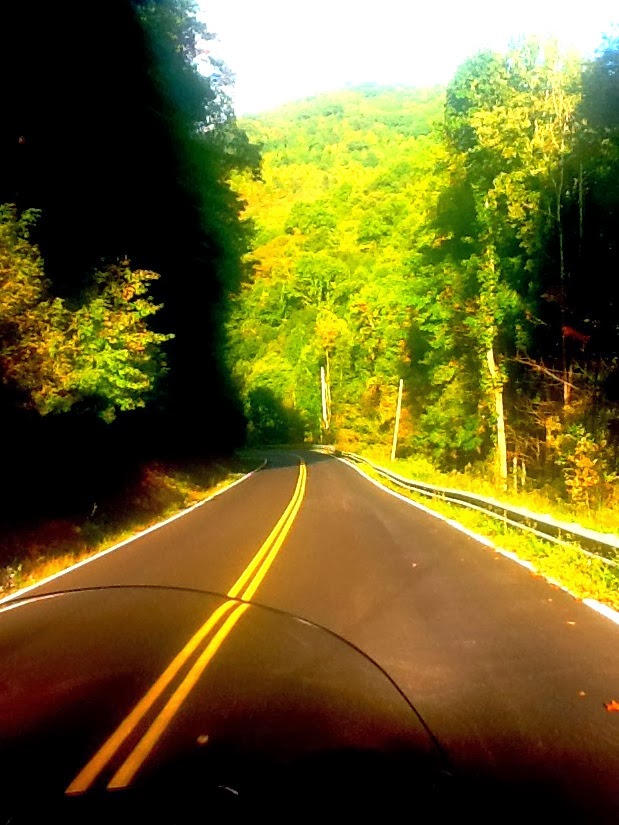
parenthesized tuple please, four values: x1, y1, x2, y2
(0, 0, 257, 459)
(228, 86, 446, 448)
(0, 206, 171, 421)
(440, 40, 582, 482)
(228, 55, 619, 484)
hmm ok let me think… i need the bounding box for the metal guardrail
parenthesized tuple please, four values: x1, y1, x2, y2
(334, 450, 619, 567)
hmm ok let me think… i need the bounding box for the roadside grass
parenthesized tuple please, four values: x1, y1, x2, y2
(360, 446, 619, 540)
(0, 456, 260, 599)
(355, 460, 619, 612)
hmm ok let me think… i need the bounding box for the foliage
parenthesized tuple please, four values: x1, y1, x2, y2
(245, 386, 306, 445)
(555, 425, 614, 510)
(227, 86, 446, 446)
(229, 41, 619, 506)
(437, 40, 584, 475)
(0, 206, 172, 421)
(0, 0, 257, 484)
(0, 456, 257, 597)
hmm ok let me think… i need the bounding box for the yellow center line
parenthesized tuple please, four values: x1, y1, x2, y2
(107, 462, 307, 788)
(65, 599, 237, 796)
(241, 463, 306, 602)
(227, 462, 306, 599)
(65, 458, 306, 796)
(108, 603, 251, 789)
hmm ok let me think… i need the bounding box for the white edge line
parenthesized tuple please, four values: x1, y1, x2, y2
(356, 454, 619, 550)
(0, 459, 267, 606)
(339, 457, 508, 550)
(493, 548, 536, 572)
(338, 458, 619, 626)
(0, 593, 63, 615)
(583, 599, 619, 626)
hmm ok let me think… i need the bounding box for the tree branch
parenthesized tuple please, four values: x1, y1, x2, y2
(514, 355, 579, 390)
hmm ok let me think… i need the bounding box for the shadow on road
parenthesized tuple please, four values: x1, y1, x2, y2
(243, 448, 336, 471)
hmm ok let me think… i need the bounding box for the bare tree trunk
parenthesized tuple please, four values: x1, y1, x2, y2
(512, 455, 518, 493)
(390, 378, 403, 461)
(578, 160, 583, 258)
(325, 350, 331, 426)
(320, 367, 328, 432)
(486, 346, 508, 488)
(557, 158, 571, 408)
(564, 362, 573, 406)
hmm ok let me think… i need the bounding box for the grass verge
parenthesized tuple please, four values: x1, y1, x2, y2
(0, 455, 260, 599)
(359, 447, 619, 539)
(355, 460, 619, 613)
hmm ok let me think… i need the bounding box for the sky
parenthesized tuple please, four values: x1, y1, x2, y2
(198, 0, 618, 115)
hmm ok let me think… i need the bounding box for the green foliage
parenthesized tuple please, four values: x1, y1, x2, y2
(227, 86, 447, 447)
(245, 386, 306, 445)
(0, 206, 46, 318)
(1, 0, 259, 476)
(554, 425, 615, 510)
(0, 206, 172, 420)
(228, 39, 619, 501)
(431, 40, 585, 471)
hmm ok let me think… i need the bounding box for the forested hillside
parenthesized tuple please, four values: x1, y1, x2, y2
(228, 86, 447, 445)
(228, 41, 619, 504)
(3, 2, 618, 531)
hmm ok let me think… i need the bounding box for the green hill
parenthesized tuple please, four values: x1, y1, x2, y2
(227, 85, 447, 448)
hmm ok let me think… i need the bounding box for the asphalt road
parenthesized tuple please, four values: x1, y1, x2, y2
(2, 450, 619, 820)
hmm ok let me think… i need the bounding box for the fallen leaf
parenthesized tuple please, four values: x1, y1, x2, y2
(196, 734, 210, 745)
(566, 621, 576, 626)
(604, 700, 619, 713)
(578, 691, 586, 697)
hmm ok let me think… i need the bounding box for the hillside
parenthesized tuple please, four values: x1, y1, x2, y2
(227, 43, 619, 517)
(228, 85, 448, 447)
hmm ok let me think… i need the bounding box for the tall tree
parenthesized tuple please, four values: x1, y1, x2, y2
(441, 40, 582, 482)
(0, 0, 255, 517)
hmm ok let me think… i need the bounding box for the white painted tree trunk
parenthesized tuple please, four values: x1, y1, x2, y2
(321, 351, 332, 432)
(390, 378, 403, 461)
(486, 346, 508, 487)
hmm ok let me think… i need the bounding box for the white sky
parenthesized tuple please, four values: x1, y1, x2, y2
(198, 0, 618, 115)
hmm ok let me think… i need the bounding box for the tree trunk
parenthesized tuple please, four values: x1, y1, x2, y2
(486, 346, 508, 487)
(564, 362, 573, 406)
(556, 158, 571, 407)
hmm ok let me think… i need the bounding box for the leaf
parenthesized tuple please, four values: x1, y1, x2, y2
(604, 700, 619, 712)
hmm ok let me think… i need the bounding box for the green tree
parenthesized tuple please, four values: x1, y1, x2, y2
(228, 86, 447, 448)
(440, 40, 582, 482)
(0, 206, 171, 421)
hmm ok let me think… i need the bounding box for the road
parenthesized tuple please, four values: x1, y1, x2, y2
(2, 450, 619, 819)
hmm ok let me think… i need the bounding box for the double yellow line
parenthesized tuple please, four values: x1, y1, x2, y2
(66, 459, 307, 795)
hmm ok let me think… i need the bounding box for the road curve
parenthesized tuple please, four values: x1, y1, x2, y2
(2, 450, 619, 819)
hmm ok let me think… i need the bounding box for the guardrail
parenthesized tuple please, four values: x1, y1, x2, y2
(333, 450, 619, 567)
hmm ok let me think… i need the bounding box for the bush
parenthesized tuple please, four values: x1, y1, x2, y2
(555, 425, 612, 510)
